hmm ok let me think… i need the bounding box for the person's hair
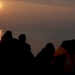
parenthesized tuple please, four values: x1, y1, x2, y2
(18, 34, 26, 42)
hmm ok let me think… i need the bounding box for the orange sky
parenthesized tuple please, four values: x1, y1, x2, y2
(0, 1, 75, 30)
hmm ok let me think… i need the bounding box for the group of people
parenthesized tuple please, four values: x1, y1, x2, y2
(0, 30, 75, 75)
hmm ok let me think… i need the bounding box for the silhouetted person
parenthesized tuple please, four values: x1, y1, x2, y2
(36, 43, 55, 74)
(51, 40, 74, 75)
(71, 39, 75, 74)
(18, 34, 31, 51)
(0, 30, 14, 71)
(70, 39, 75, 57)
(18, 34, 34, 72)
(11, 38, 20, 63)
(1, 30, 13, 42)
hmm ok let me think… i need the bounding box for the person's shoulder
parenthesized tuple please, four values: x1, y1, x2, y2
(24, 42, 31, 50)
(25, 42, 30, 47)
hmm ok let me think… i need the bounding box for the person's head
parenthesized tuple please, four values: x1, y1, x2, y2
(18, 34, 26, 42)
(61, 40, 71, 52)
(5, 30, 12, 36)
(46, 43, 55, 54)
(13, 38, 19, 44)
(4, 30, 13, 41)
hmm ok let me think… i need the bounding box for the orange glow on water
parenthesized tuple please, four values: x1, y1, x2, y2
(0, 29, 3, 41)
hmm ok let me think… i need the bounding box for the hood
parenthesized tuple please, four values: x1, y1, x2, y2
(54, 46, 67, 57)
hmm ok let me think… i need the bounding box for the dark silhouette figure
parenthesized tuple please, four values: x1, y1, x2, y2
(18, 34, 35, 72)
(0, 30, 75, 74)
(18, 34, 31, 51)
(70, 39, 75, 57)
(36, 43, 55, 74)
(0, 30, 14, 72)
(51, 40, 74, 75)
(71, 39, 75, 74)
(11, 38, 20, 63)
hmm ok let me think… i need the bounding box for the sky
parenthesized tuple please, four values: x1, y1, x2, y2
(0, 0, 75, 31)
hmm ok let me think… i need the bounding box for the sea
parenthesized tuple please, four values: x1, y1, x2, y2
(0, 29, 75, 57)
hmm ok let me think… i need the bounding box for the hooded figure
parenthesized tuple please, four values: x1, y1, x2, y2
(51, 40, 74, 75)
